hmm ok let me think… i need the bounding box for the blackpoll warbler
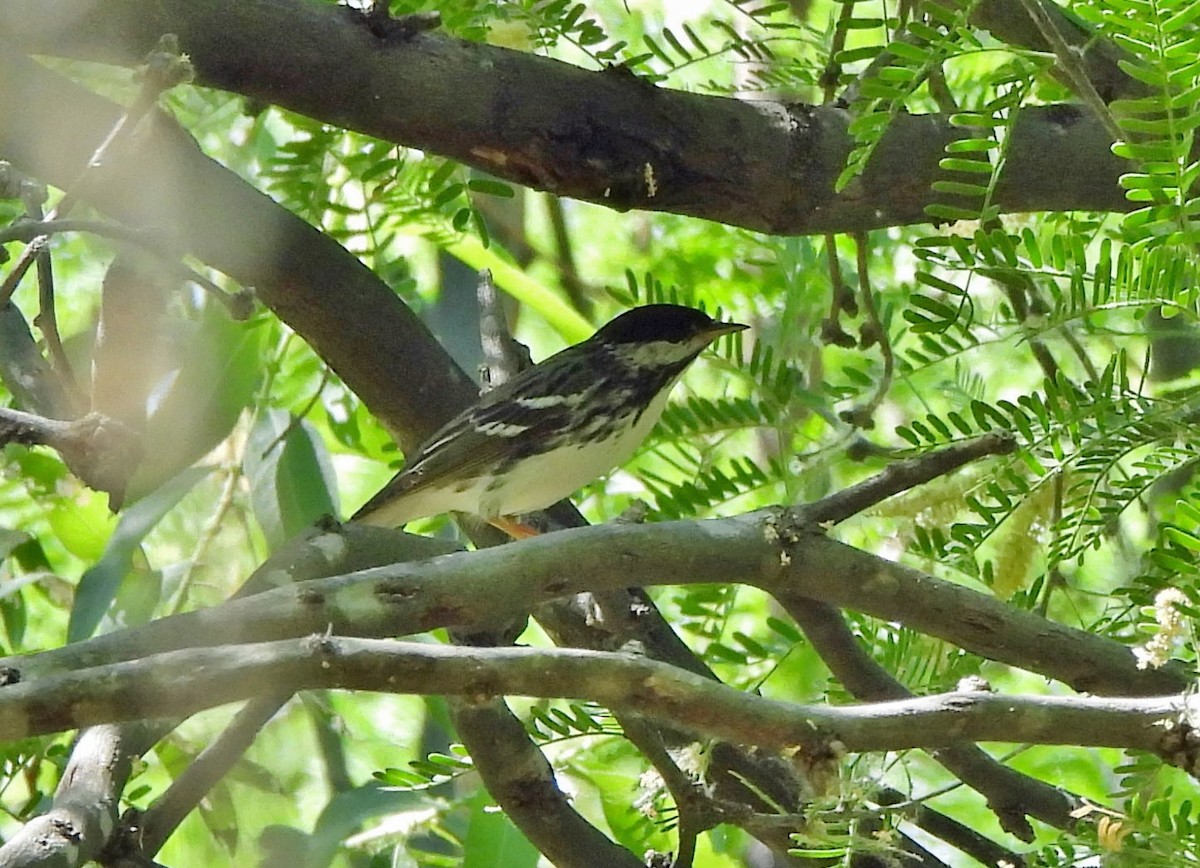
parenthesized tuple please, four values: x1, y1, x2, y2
(353, 304, 748, 536)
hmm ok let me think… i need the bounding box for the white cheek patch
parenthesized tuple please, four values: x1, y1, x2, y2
(618, 341, 679, 366)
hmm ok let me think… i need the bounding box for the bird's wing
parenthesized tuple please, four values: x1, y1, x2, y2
(354, 352, 594, 517)
(404, 365, 588, 482)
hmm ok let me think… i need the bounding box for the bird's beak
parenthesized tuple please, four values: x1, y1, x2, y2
(705, 321, 749, 339)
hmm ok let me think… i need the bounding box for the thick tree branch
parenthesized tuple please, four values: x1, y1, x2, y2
(0, 725, 143, 867)
(0, 408, 141, 500)
(0, 513, 1185, 696)
(450, 699, 643, 868)
(0, 0, 1134, 234)
(0, 638, 1192, 765)
(0, 43, 477, 452)
(791, 601, 1075, 840)
(809, 432, 1017, 524)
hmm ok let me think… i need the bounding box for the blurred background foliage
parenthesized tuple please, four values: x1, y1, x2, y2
(3, 0, 1200, 864)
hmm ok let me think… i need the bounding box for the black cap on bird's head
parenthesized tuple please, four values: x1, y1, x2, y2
(593, 304, 748, 345)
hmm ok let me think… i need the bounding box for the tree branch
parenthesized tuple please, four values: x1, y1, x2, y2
(132, 695, 288, 857)
(0, 725, 144, 867)
(0, 42, 478, 452)
(0, 513, 1185, 696)
(450, 698, 644, 868)
(0, 0, 1134, 235)
(791, 601, 1075, 840)
(809, 432, 1017, 526)
(0, 637, 1192, 765)
(0, 218, 250, 316)
(0, 408, 142, 501)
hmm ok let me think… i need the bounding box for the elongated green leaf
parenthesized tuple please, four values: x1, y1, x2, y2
(462, 790, 539, 868)
(69, 465, 211, 642)
(127, 309, 266, 499)
(245, 409, 338, 550)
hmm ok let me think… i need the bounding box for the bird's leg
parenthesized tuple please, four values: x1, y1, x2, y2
(488, 516, 541, 539)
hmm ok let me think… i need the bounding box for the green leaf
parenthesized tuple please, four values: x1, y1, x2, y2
(836, 45, 883, 64)
(932, 180, 989, 197)
(245, 410, 338, 551)
(948, 113, 997, 128)
(841, 17, 887, 30)
(886, 41, 931, 62)
(427, 159, 459, 191)
(48, 491, 116, 562)
(127, 309, 265, 499)
(914, 272, 964, 295)
(925, 203, 983, 221)
(938, 158, 994, 174)
(432, 182, 466, 208)
(945, 138, 998, 153)
(462, 790, 540, 868)
(467, 178, 516, 198)
(1163, 526, 1200, 552)
(69, 466, 210, 643)
(859, 80, 906, 99)
(847, 112, 892, 135)
(661, 27, 693, 61)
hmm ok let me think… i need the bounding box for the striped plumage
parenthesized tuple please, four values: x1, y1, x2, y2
(353, 304, 747, 533)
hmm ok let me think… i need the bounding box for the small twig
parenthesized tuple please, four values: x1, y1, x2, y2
(167, 463, 243, 616)
(301, 692, 355, 793)
(820, 0, 859, 102)
(134, 694, 289, 856)
(1037, 473, 1067, 617)
(0, 217, 165, 248)
(55, 35, 195, 217)
(871, 786, 1029, 866)
(0, 218, 253, 318)
(0, 406, 117, 452)
(1059, 326, 1101, 383)
(927, 64, 960, 115)
(477, 268, 530, 388)
(260, 365, 332, 457)
(617, 717, 717, 868)
(672, 818, 699, 868)
(0, 407, 142, 505)
(807, 431, 1017, 524)
(994, 272, 1061, 381)
(0, 35, 193, 307)
(545, 197, 592, 316)
(838, 234, 894, 428)
(819, 236, 856, 349)
(33, 259, 72, 392)
(788, 601, 1075, 839)
(1015, 0, 1124, 143)
(19, 188, 80, 403)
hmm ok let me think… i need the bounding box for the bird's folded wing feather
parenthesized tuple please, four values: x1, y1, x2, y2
(355, 354, 595, 514)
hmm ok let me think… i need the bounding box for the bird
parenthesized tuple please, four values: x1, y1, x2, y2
(353, 303, 748, 537)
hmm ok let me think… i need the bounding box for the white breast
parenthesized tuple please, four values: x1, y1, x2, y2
(475, 381, 676, 518)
